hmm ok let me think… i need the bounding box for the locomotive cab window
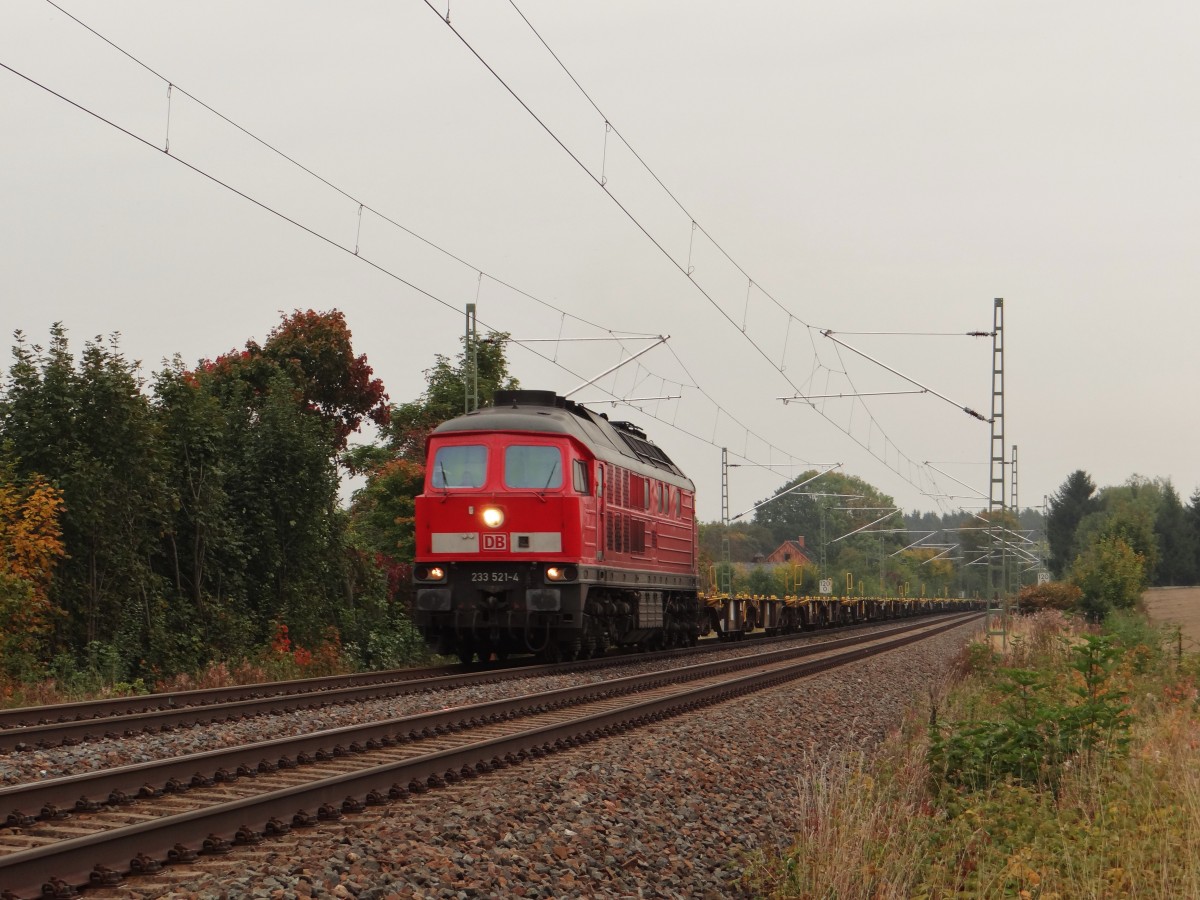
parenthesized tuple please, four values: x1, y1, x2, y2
(572, 459, 589, 494)
(431, 444, 487, 489)
(504, 445, 563, 489)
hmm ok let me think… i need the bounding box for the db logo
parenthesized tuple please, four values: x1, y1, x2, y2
(482, 533, 508, 551)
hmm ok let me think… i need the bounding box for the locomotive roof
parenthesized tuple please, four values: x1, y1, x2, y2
(432, 390, 693, 488)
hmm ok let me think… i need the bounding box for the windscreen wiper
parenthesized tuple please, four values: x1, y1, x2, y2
(535, 460, 559, 502)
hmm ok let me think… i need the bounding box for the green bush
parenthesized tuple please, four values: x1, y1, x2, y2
(929, 633, 1132, 794)
(1070, 536, 1146, 620)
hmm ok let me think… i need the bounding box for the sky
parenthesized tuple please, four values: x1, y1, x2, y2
(2, 1, 1198, 525)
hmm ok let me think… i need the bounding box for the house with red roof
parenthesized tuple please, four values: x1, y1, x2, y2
(763, 535, 814, 567)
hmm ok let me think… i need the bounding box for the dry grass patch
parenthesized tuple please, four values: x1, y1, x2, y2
(746, 611, 1200, 899)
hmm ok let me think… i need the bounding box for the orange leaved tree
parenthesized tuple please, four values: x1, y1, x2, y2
(0, 464, 65, 675)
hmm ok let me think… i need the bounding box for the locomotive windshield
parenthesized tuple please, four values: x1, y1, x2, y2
(431, 444, 487, 489)
(504, 445, 563, 489)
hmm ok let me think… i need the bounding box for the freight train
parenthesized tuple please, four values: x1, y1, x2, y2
(411, 390, 975, 663)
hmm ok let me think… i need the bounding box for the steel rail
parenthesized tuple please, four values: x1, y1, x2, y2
(0, 613, 948, 753)
(0, 614, 978, 898)
(0, 615, 965, 824)
(0, 665, 463, 730)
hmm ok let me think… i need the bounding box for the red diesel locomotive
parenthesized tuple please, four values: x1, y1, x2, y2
(412, 390, 700, 663)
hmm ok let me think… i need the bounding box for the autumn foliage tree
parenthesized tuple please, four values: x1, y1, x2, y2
(0, 462, 65, 677)
(1, 326, 164, 654)
(257, 309, 389, 449)
(155, 308, 392, 658)
(0, 310, 404, 683)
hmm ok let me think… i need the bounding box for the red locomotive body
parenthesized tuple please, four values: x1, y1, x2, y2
(412, 390, 699, 662)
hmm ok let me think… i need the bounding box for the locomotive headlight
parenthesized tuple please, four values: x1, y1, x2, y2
(481, 506, 504, 528)
(427, 566, 445, 581)
(546, 566, 565, 581)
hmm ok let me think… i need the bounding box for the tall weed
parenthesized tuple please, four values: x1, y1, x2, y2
(750, 611, 1200, 898)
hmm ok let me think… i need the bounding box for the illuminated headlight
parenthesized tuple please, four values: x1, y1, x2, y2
(481, 507, 504, 528)
(416, 565, 446, 582)
(546, 566, 566, 582)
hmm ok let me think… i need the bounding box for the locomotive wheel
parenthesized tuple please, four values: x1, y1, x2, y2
(559, 634, 583, 662)
(585, 617, 606, 658)
(576, 616, 594, 660)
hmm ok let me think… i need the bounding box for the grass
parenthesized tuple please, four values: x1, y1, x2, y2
(744, 610, 1200, 899)
(0, 618, 442, 710)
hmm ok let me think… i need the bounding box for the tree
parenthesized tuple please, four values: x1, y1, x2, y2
(379, 333, 516, 465)
(69, 335, 167, 652)
(258, 309, 389, 450)
(1188, 489, 1200, 581)
(896, 547, 955, 597)
(1075, 476, 1162, 583)
(1153, 481, 1197, 585)
(167, 311, 393, 652)
(146, 358, 254, 670)
(0, 326, 77, 483)
(1047, 470, 1098, 578)
(0, 312, 392, 679)
(1070, 536, 1146, 621)
(345, 457, 425, 562)
(751, 470, 903, 573)
(697, 521, 777, 563)
(215, 361, 344, 644)
(345, 333, 517, 563)
(1, 327, 166, 655)
(0, 462, 65, 675)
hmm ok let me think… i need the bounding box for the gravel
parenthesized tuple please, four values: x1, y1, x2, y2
(63, 620, 978, 899)
(1, 621, 945, 786)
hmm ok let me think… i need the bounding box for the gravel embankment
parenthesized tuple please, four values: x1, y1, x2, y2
(1, 621, 943, 787)
(71, 621, 979, 899)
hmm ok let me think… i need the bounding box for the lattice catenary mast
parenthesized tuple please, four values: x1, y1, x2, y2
(987, 298, 1008, 638)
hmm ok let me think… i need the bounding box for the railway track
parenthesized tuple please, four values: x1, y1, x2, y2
(0, 617, 913, 754)
(0, 664, 463, 740)
(0, 613, 979, 898)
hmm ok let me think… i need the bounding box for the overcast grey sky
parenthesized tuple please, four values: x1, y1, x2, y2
(3, 1, 1198, 523)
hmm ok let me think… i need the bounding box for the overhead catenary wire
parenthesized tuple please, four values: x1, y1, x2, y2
(18, 1, 839, 484)
(421, 0, 966, 510)
(0, 48, 818, 486)
(38, 0, 636, 343)
(820, 330, 988, 421)
(491, 0, 990, 504)
(822, 330, 996, 337)
(27, 2, 985, 513)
